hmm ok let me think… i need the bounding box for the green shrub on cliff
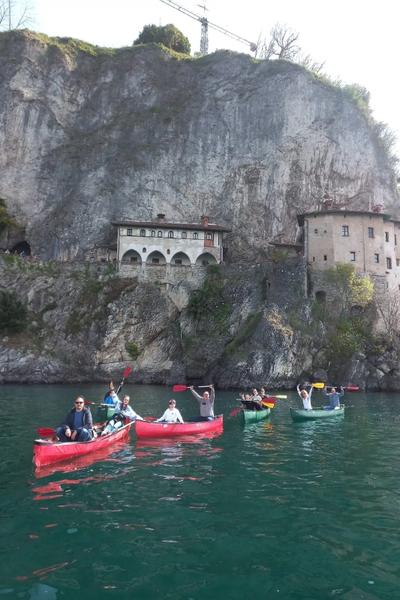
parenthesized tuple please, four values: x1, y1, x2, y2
(133, 24, 191, 55)
(125, 341, 140, 360)
(0, 290, 27, 333)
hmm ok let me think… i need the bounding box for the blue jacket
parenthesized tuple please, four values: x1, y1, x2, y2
(324, 389, 344, 409)
(62, 407, 93, 430)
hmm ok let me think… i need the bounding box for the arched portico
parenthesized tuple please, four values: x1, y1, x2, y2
(121, 249, 142, 265)
(195, 252, 217, 266)
(146, 251, 166, 266)
(171, 252, 191, 266)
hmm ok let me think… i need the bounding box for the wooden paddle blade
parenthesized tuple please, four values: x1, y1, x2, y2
(123, 366, 132, 379)
(274, 395, 287, 399)
(172, 385, 188, 392)
(37, 427, 56, 437)
(263, 402, 275, 409)
(312, 382, 325, 389)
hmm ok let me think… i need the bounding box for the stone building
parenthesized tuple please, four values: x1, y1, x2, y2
(113, 214, 230, 277)
(298, 209, 400, 292)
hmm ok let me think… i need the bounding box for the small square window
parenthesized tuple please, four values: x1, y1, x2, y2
(314, 228, 318, 234)
(323, 255, 327, 261)
(385, 232, 389, 242)
(368, 227, 374, 238)
(127, 228, 132, 236)
(387, 257, 392, 269)
(342, 225, 349, 237)
(350, 251, 356, 261)
(374, 253, 380, 263)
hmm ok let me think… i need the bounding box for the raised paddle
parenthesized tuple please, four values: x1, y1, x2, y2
(312, 382, 325, 389)
(172, 384, 212, 392)
(115, 366, 133, 394)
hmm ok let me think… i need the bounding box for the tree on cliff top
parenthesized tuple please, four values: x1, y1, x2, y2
(0, 0, 33, 31)
(133, 24, 191, 54)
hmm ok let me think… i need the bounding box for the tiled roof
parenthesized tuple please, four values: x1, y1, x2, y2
(112, 220, 231, 232)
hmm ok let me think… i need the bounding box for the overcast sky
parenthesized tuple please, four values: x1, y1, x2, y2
(23, 0, 400, 158)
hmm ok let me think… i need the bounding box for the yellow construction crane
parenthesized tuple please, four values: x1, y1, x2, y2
(159, 0, 257, 56)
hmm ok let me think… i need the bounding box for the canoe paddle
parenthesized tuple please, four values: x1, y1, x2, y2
(172, 384, 212, 392)
(115, 366, 133, 394)
(229, 407, 242, 417)
(37, 427, 56, 437)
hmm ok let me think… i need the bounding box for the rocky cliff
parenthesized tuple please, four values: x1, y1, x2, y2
(0, 30, 397, 260)
(1, 30, 400, 390)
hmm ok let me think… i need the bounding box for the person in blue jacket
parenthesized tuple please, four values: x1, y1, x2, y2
(56, 397, 94, 442)
(323, 386, 344, 409)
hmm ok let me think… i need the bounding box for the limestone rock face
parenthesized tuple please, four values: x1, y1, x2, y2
(0, 31, 397, 260)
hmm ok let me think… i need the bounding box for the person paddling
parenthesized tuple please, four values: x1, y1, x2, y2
(103, 376, 125, 406)
(296, 383, 313, 410)
(189, 384, 215, 420)
(156, 399, 184, 423)
(56, 396, 94, 442)
(323, 386, 344, 410)
(101, 395, 143, 436)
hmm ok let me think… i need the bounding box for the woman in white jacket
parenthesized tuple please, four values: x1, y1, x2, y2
(156, 399, 184, 423)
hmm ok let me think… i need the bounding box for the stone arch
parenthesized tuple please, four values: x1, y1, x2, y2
(11, 241, 31, 256)
(171, 251, 191, 266)
(121, 249, 142, 265)
(146, 250, 166, 266)
(195, 252, 217, 266)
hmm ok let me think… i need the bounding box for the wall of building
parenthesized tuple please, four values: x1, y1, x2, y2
(117, 225, 223, 266)
(305, 212, 400, 290)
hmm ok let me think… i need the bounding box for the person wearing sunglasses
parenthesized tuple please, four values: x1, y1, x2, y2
(56, 396, 94, 442)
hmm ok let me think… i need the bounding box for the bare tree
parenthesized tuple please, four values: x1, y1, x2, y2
(257, 23, 300, 61)
(0, 0, 33, 31)
(255, 23, 325, 76)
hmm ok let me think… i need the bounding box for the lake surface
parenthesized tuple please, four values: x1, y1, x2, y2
(1, 385, 400, 599)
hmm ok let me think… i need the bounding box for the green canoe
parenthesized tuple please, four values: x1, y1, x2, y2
(96, 404, 116, 421)
(243, 407, 271, 424)
(290, 406, 345, 422)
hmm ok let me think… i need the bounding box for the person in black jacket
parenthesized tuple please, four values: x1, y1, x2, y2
(56, 396, 94, 442)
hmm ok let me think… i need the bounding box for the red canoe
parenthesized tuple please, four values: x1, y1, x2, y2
(33, 421, 133, 467)
(135, 415, 223, 439)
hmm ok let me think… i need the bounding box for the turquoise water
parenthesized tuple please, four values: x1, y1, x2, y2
(1, 385, 400, 599)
